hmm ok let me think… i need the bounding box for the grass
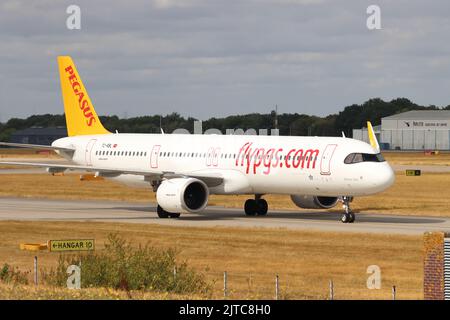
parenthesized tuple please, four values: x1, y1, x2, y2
(0, 283, 205, 300)
(43, 234, 211, 295)
(0, 149, 60, 168)
(0, 148, 59, 159)
(0, 221, 422, 299)
(0, 150, 441, 299)
(0, 171, 449, 216)
(383, 151, 450, 166)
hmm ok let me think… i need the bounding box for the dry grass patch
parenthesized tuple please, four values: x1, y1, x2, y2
(0, 174, 154, 202)
(0, 283, 204, 300)
(383, 151, 450, 166)
(0, 221, 422, 300)
(0, 148, 60, 159)
(351, 172, 450, 215)
(0, 171, 449, 216)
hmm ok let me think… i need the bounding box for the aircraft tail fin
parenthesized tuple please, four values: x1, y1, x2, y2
(57, 56, 110, 137)
(367, 121, 380, 152)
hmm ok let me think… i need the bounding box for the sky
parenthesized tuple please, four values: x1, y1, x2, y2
(0, 0, 450, 121)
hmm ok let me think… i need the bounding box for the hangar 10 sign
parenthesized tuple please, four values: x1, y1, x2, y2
(49, 239, 95, 252)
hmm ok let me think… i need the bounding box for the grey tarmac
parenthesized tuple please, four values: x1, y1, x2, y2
(0, 197, 448, 235)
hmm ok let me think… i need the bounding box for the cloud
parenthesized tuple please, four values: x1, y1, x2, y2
(0, 0, 449, 121)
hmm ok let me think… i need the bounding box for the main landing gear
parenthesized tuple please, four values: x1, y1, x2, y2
(244, 195, 268, 216)
(341, 196, 355, 223)
(157, 205, 180, 219)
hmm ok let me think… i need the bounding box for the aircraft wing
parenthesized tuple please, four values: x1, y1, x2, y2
(0, 161, 223, 187)
(0, 142, 75, 153)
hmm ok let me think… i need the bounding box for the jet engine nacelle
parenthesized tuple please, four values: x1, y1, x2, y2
(156, 178, 209, 213)
(290, 195, 339, 209)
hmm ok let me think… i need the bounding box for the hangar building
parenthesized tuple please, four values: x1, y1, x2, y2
(10, 127, 67, 146)
(353, 110, 450, 150)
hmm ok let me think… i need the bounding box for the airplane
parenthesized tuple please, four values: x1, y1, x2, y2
(0, 56, 395, 223)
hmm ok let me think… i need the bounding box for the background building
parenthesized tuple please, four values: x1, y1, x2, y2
(353, 110, 450, 150)
(352, 125, 381, 146)
(10, 127, 67, 145)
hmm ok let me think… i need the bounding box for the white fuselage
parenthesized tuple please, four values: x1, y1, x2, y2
(53, 133, 395, 197)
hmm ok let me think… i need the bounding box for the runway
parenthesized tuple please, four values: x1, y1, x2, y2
(0, 197, 449, 235)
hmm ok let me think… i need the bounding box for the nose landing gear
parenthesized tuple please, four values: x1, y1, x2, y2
(341, 196, 355, 223)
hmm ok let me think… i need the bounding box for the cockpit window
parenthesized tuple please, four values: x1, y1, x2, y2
(344, 153, 385, 164)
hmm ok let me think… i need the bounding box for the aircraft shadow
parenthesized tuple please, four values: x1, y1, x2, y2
(102, 205, 444, 225)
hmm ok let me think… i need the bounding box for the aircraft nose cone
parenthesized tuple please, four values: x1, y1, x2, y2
(378, 163, 395, 190)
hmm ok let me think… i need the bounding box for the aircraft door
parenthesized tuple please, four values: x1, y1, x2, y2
(206, 147, 220, 167)
(320, 144, 337, 175)
(150, 145, 161, 168)
(85, 139, 97, 166)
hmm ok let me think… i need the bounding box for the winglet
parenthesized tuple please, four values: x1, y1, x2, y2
(367, 121, 380, 152)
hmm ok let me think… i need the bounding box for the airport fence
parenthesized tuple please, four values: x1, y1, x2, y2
(200, 270, 414, 300)
(2, 256, 419, 300)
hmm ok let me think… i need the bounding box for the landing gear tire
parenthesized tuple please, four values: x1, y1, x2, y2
(157, 205, 169, 218)
(157, 205, 180, 219)
(244, 199, 258, 216)
(341, 212, 355, 223)
(341, 196, 355, 223)
(349, 212, 355, 223)
(257, 199, 268, 216)
(244, 198, 268, 216)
